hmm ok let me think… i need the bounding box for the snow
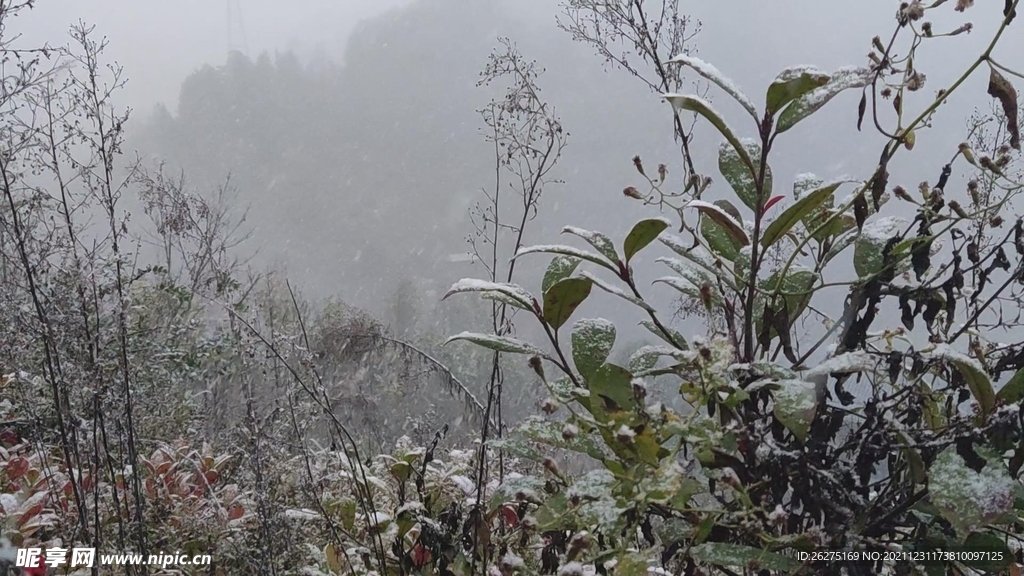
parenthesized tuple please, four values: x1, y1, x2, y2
(579, 271, 656, 312)
(801, 66, 873, 108)
(667, 54, 758, 118)
(926, 343, 987, 376)
(562, 226, 618, 260)
(803, 350, 877, 377)
(859, 216, 909, 243)
(443, 278, 533, 308)
(929, 447, 1016, 530)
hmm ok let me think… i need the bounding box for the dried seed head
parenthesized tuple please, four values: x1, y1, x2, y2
(561, 423, 578, 441)
(633, 155, 645, 175)
(699, 346, 713, 361)
(872, 36, 886, 53)
(998, 144, 1011, 155)
(921, 21, 933, 36)
(632, 378, 647, 402)
(623, 186, 644, 200)
(542, 457, 561, 476)
(991, 215, 1005, 228)
(529, 355, 546, 382)
(893, 185, 910, 201)
(541, 397, 558, 415)
(950, 22, 973, 35)
(959, 142, 976, 165)
(948, 200, 968, 218)
(657, 163, 668, 182)
(615, 424, 636, 445)
(906, 70, 927, 91)
(918, 181, 931, 198)
(955, 0, 974, 11)
(904, 1, 925, 21)
(881, 87, 893, 99)
(980, 155, 1003, 175)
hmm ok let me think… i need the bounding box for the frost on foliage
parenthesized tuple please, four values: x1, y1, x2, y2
(572, 317, 616, 377)
(567, 469, 626, 528)
(490, 473, 545, 508)
(803, 350, 877, 378)
(772, 379, 818, 442)
(629, 344, 695, 374)
(929, 446, 1016, 534)
(777, 66, 873, 132)
(854, 216, 910, 277)
(667, 54, 758, 118)
(443, 278, 534, 310)
(793, 173, 823, 199)
(579, 271, 654, 312)
(562, 226, 619, 263)
(444, 331, 545, 356)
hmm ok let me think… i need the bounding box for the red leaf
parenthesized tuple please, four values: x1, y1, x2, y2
(500, 504, 519, 527)
(411, 544, 432, 568)
(227, 503, 244, 520)
(764, 195, 786, 211)
(6, 456, 28, 480)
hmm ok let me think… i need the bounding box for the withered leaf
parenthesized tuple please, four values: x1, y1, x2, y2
(854, 192, 868, 231)
(870, 166, 889, 211)
(857, 91, 867, 132)
(988, 67, 1020, 150)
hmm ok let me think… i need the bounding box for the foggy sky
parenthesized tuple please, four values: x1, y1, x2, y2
(16, 0, 412, 111)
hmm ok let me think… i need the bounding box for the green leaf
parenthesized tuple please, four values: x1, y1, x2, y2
(930, 446, 1016, 537)
(513, 244, 617, 273)
(514, 416, 606, 461)
(938, 351, 996, 418)
(638, 320, 689, 350)
(543, 277, 593, 330)
(996, 367, 1024, 405)
(853, 216, 910, 277)
(772, 379, 818, 442)
(760, 181, 842, 248)
(699, 200, 745, 261)
(665, 94, 756, 175)
(667, 54, 759, 120)
(776, 66, 873, 133)
(615, 552, 655, 576)
(623, 217, 671, 262)
(562, 226, 620, 264)
(444, 332, 545, 356)
(691, 542, 799, 572)
(443, 279, 535, 311)
(689, 200, 749, 246)
(755, 268, 818, 338)
(766, 66, 831, 115)
(572, 318, 616, 378)
(719, 140, 772, 211)
(629, 345, 694, 375)
(578, 271, 655, 313)
(542, 255, 580, 293)
(588, 363, 635, 412)
(959, 531, 1013, 572)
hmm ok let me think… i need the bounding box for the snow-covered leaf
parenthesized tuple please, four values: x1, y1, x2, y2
(691, 542, 798, 572)
(929, 446, 1016, 536)
(803, 350, 877, 378)
(562, 226, 620, 264)
(638, 320, 689, 350)
(516, 416, 605, 461)
(543, 277, 592, 330)
(766, 65, 831, 116)
(623, 217, 671, 262)
(664, 95, 755, 176)
(513, 244, 617, 273)
(854, 216, 910, 277)
(443, 279, 535, 311)
(760, 180, 842, 248)
(996, 367, 1024, 405)
(688, 200, 749, 246)
(572, 318, 616, 378)
(926, 345, 996, 417)
(629, 345, 694, 374)
(444, 332, 544, 356)
(668, 54, 759, 120)
(579, 271, 655, 313)
(772, 379, 818, 442)
(719, 140, 772, 211)
(776, 66, 873, 133)
(699, 200, 746, 260)
(542, 255, 581, 293)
